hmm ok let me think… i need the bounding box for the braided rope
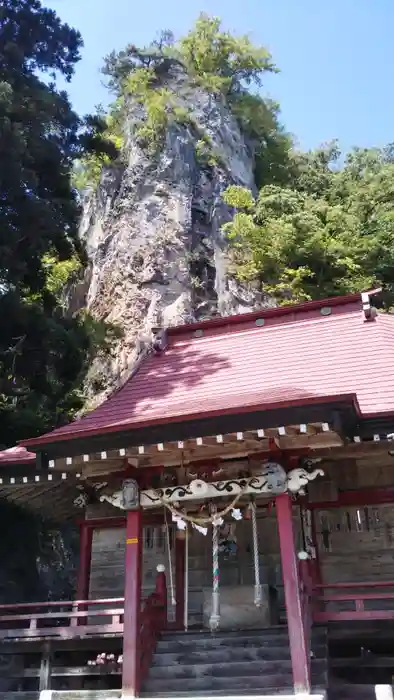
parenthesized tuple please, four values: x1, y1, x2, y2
(153, 482, 249, 526)
(164, 509, 176, 606)
(209, 504, 220, 631)
(251, 500, 263, 607)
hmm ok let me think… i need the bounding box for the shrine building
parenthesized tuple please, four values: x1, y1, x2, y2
(1, 290, 394, 699)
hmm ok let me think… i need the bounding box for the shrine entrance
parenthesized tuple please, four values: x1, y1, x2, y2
(174, 497, 306, 631)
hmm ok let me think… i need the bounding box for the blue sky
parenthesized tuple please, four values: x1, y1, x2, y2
(49, 0, 393, 153)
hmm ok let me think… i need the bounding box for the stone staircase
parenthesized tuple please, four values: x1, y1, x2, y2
(141, 626, 328, 697)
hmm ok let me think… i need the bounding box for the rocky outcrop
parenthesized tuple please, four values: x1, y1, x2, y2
(69, 66, 273, 406)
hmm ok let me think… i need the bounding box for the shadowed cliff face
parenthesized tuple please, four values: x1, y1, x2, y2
(68, 67, 273, 406)
(0, 501, 78, 691)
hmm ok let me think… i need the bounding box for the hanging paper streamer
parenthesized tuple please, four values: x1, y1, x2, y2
(209, 504, 220, 631)
(250, 500, 263, 607)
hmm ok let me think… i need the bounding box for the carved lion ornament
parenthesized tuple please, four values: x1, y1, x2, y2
(285, 466, 325, 496)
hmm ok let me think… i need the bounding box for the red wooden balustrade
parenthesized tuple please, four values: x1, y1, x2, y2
(0, 598, 124, 640)
(312, 581, 394, 622)
(137, 569, 167, 695)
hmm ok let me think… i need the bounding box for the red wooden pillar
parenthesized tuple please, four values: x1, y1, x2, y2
(76, 523, 93, 600)
(122, 509, 143, 697)
(276, 494, 311, 695)
(175, 535, 185, 629)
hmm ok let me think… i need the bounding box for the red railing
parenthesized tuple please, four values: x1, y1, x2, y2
(298, 559, 313, 685)
(137, 570, 167, 694)
(313, 581, 394, 622)
(0, 598, 124, 640)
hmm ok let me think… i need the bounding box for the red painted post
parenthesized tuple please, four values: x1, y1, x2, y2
(175, 536, 185, 629)
(155, 565, 168, 629)
(155, 565, 167, 604)
(276, 494, 311, 695)
(122, 509, 143, 697)
(76, 523, 93, 600)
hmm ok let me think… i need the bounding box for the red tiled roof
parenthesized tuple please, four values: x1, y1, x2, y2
(21, 294, 394, 448)
(0, 446, 36, 465)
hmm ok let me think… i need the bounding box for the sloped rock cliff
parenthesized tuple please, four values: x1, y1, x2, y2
(70, 66, 272, 405)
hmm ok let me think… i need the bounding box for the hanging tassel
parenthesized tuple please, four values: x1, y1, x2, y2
(209, 504, 220, 631)
(251, 500, 263, 607)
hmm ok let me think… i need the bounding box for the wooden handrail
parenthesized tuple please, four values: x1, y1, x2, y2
(312, 580, 394, 623)
(0, 597, 124, 611)
(0, 608, 124, 623)
(315, 593, 394, 602)
(314, 581, 394, 589)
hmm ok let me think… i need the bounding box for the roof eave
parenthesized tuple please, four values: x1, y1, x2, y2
(21, 392, 361, 453)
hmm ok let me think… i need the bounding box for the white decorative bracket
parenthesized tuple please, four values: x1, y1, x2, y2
(99, 462, 325, 511)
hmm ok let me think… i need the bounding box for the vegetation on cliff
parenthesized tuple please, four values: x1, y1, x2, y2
(75, 14, 288, 189)
(224, 143, 394, 307)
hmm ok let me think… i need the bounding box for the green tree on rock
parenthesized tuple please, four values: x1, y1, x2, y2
(223, 143, 394, 308)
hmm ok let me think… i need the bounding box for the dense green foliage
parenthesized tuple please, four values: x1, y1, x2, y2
(74, 14, 283, 188)
(0, 0, 117, 447)
(224, 143, 394, 307)
(177, 14, 276, 95)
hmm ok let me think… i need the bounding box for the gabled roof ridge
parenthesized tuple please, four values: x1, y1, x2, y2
(170, 305, 364, 347)
(167, 292, 364, 336)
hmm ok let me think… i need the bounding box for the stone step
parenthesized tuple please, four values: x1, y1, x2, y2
(160, 626, 327, 643)
(143, 673, 295, 694)
(144, 670, 327, 695)
(141, 688, 311, 698)
(157, 635, 326, 654)
(149, 657, 328, 680)
(152, 643, 328, 666)
(161, 627, 288, 638)
(141, 690, 293, 698)
(156, 636, 289, 652)
(149, 659, 291, 680)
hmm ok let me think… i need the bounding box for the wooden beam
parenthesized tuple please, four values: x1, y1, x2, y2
(122, 509, 143, 697)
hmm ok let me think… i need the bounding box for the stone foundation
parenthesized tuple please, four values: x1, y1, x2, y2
(202, 584, 278, 629)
